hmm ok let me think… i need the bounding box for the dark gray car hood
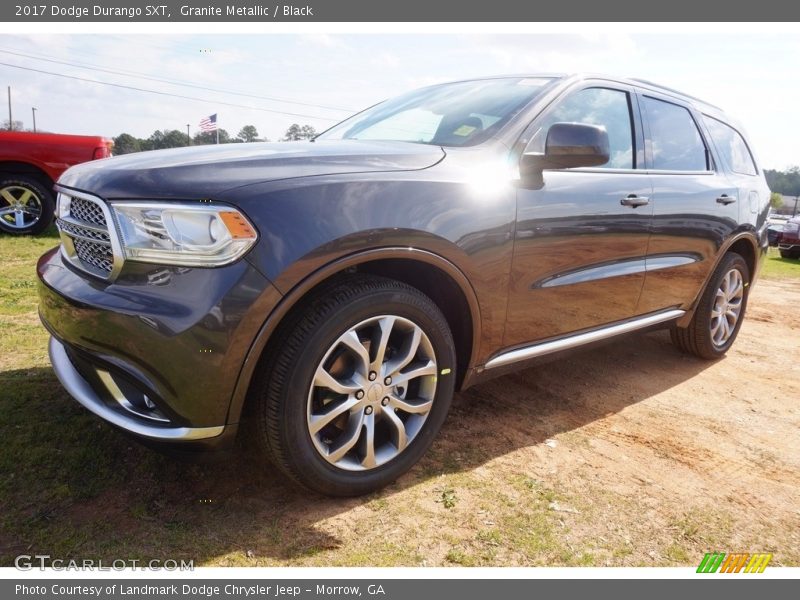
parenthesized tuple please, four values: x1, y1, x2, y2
(57, 140, 445, 199)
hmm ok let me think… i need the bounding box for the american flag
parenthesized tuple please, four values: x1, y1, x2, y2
(199, 114, 217, 132)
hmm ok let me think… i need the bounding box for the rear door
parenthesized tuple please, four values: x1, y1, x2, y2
(636, 92, 740, 314)
(702, 114, 767, 237)
(504, 83, 653, 348)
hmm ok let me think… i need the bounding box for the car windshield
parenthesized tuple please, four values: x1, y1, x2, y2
(317, 77, 554, 147)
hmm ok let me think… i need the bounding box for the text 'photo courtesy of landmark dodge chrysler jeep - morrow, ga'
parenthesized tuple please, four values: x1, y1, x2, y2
(37, 74, 770, 496)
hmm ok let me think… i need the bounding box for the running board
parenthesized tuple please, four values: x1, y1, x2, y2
(484, 309, 686, 370)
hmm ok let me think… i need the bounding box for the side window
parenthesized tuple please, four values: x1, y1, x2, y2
(642, 96, 708, 171)
(528, 88, 635, 169)
(703, 116, 758, 176)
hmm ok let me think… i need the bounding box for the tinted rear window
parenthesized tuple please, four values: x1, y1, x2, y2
(703, 116, 758, 176)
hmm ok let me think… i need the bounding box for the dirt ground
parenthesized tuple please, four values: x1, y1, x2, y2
(268, 276, 800, 566)
(2, 276, 798, 567)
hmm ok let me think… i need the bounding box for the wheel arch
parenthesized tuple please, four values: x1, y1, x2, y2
(0, 160, 55, 188)
(226, 247, 482, 426)
(675, 231, 761, 328)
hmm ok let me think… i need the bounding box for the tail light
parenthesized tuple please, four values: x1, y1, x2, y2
(93, 142, 113, 159)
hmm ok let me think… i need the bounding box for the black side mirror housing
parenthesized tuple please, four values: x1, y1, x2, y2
(520, 122, 611, 175)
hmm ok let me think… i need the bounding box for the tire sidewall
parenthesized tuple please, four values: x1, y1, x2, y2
(276, 288, 456, 496)
(0, 176, 55, 235)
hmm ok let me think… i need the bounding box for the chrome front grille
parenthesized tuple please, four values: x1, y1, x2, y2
(56, 191, 122, 279)
(72, 237, 115, 273)
(57, 218, 111, 242)
(69, 197, 107, 227)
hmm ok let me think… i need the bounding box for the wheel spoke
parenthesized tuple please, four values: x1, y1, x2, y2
(0, 206, 15, 216)
(369, 316, 396, 373)
(388, 393, 433, 415)
(327, 411, 365, 463)
(308, 397, 360, 434)
(382, 407, 408, 451)
(710, 317, 722, 340)
(385, 326, 422, 374)
(0, 189, 16, 204)
(314, 366, 361, 396)
(17, 189, 33, 206)
(360, 411, 377, 468)
(340, 330, 371, 376)
(390, 359, 437, 387)
(14, 212, 25, 228)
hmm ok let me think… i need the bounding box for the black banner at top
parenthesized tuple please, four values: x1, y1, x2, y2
(3, 0, 800, 22)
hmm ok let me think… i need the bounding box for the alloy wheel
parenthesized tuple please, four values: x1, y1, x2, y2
(0, 185, 43, 230)
(710, 268, 744, 347)
(306, 315, 438, 471)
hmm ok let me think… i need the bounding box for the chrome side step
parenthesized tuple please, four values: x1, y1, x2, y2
(484, 309, 685, 370)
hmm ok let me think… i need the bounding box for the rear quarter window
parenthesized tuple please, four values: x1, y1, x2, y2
(703, 116, 758, 176)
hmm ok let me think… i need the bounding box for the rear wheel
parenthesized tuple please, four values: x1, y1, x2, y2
(671, 252, 750, 359)
(0, 175, 55, 235)
(251, 275, 456, 496)
(779, 249, 799, 259)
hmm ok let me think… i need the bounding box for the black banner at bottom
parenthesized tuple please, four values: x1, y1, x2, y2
(3, 579, 795, 600)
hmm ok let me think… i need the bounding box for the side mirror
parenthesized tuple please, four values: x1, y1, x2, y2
(520, 122, 610, 175)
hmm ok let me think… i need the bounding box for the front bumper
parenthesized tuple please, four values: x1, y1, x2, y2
(48, 337, 224, 441)
(38, 245, 281, 445)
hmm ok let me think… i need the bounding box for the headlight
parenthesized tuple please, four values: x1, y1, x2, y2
(110, 202, 257, 267)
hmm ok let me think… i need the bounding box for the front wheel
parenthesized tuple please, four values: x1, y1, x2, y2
(671, 252, 750, 360)
(779, 249, 799, 259)
(0, 175, 55, 235)
(252, 275, 456, 496)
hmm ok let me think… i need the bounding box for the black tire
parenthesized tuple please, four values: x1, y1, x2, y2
(779, 249, 799, 260)
(671, 252, 750, 360)
(251, 274, 456, 496)
(0, 175, 55, 235)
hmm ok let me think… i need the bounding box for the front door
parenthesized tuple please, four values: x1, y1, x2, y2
(505, 84, 653, 349)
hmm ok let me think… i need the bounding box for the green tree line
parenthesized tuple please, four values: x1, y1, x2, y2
(765, 167, 800, 197)
(112, 123, 317, 155)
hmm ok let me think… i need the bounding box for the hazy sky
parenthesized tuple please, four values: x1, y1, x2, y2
(0, 33, 796, 169)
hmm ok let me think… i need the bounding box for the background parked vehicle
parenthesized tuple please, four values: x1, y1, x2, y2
(768, 223, 784, 247)
(0, 131, 113, 235)
(778, 216, 800, 258)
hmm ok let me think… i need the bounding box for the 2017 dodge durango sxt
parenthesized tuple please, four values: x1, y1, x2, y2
(37, 75, 770, 495)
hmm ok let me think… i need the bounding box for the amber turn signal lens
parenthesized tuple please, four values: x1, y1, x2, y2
(219, 211, 257, 239)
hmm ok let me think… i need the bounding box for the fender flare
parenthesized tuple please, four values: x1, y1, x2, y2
(675, 230, 762, 328)
(225, 246, 483, 425)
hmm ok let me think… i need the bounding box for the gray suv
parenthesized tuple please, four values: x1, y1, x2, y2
(38, 74, 770, 495)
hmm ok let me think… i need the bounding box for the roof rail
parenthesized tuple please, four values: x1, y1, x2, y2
(629, 78, 722, 110)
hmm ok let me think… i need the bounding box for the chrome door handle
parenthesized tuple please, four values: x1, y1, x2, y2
(620, 195, 650, 208)
(716, 194, 737, 205)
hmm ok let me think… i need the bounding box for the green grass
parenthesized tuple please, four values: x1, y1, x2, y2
(761, 247, 800, 279)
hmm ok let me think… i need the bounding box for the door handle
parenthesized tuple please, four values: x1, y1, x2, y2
(620, 195, 650, 208)
(716, 194, 737, 205)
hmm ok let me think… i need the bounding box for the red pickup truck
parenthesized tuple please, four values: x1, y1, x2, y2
(0, 131, 113, 235)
